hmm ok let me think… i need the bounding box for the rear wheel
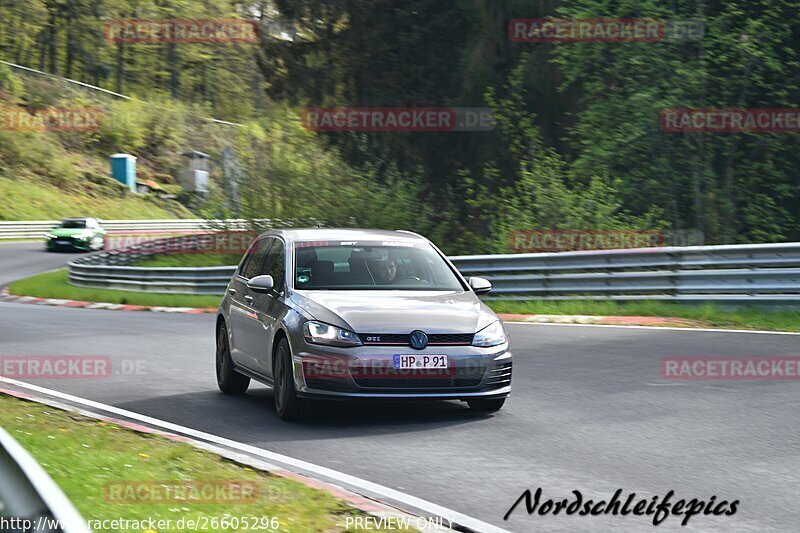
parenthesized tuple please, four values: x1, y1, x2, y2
(273, 337, 309, 420)
(216, 322, 250, 394)
(467, 398, 505, 413)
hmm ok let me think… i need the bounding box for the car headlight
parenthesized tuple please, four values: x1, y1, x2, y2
(303, 321, 362, 347)
(45, 234, 56, 239)
(472, 320, 507, 347)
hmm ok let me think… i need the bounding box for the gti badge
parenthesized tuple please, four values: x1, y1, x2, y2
(409, 330, 428, 350)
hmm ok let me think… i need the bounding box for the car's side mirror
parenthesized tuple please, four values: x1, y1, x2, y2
(469, 276, 492, 295)
(247, 275, 275, 293)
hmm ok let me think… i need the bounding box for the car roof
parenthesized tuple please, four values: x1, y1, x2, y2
(264, 228, 428, 243)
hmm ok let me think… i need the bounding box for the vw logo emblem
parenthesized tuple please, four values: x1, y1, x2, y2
(409, 330, 428, 350)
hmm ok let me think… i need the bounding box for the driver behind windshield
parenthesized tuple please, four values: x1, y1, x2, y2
(367, 254, 398, 284)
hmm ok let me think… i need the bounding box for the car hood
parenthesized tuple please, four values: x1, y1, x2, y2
(48, 228, 89, 237)
(290, 290, 498, 334)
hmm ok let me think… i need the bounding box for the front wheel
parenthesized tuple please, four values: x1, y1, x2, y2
(467, 398, 505, 413)
(273, 337, 309, 420)
(216, 322, 250, 394)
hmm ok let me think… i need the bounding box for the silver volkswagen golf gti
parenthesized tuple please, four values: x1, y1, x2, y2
(216, 228, 512, 420)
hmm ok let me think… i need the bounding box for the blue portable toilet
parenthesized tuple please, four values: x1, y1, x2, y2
(110, 154, 137, 192)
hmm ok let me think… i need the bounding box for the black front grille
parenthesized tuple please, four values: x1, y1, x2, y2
(304, 378, 354, 392)
(352, 366, 486, 389)
(353, 378, 482, 388)
(428, 333, 474, 345)
(359, 333, 474, 346)
(359, 334, 407, 345)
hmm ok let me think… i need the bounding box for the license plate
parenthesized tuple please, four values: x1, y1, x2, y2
(55, 240, 70, 245)
(393, 354, 448, 370)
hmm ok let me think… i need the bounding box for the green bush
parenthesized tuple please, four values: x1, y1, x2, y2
(0, 63, 22, 97)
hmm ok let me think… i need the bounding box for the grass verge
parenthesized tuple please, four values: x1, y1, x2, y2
(0, 177, 192, 221)
(10, 269, 798, 333)
(487, 299, 800, 332)
(0, 394, 412, 532)
(8, 269, 221, 308)
(130, 254, 241, 268)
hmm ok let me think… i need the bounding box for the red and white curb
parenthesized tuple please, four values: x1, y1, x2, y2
(0, 383, 463, 532)
(0, 286, 216, 314)
(498, 313, 719, 328)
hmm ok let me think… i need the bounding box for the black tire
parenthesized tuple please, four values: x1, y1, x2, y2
(467, 398, 506, 413)
(273, 337, 309, 420)
(216, 322, 250, 394)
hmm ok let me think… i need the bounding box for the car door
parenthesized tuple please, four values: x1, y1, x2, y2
(250, 237, 289, 377)
(228, 237, 273, 371)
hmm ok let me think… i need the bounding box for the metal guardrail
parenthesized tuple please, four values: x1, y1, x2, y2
(0, 219, 267, 240)
(64, 238, 800, 304)
(68, 233, 239, 294)
(451, 243, 800, 303)
(69, 263, 235, 295)
(0, 425, 90, 533)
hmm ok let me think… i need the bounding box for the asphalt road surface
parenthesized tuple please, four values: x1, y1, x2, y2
(0, 241, 89, 287)
(1, 244, 799, 532)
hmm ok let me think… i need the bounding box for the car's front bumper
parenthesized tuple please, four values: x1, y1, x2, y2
(46, 238, 93, 251)
(291, 341, 512, 400)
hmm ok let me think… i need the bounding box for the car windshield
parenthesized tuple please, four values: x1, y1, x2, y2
(294, 241, 464, 291)
(61, 220, 87, 229)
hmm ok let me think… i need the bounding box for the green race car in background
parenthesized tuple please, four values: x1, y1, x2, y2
(45, 217, 106, 251)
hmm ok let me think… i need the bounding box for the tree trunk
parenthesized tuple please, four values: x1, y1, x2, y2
(47, 7, 57, 74)
(167, 42, 179, 98)
(115, 41, 124, 93)
(65, 15, 74, 78)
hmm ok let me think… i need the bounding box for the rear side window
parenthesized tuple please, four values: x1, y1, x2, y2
(239, 238, 272, 279)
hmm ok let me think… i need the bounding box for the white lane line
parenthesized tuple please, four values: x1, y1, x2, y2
(505, 321, 800, 336)
(0, 376, 510, 533)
